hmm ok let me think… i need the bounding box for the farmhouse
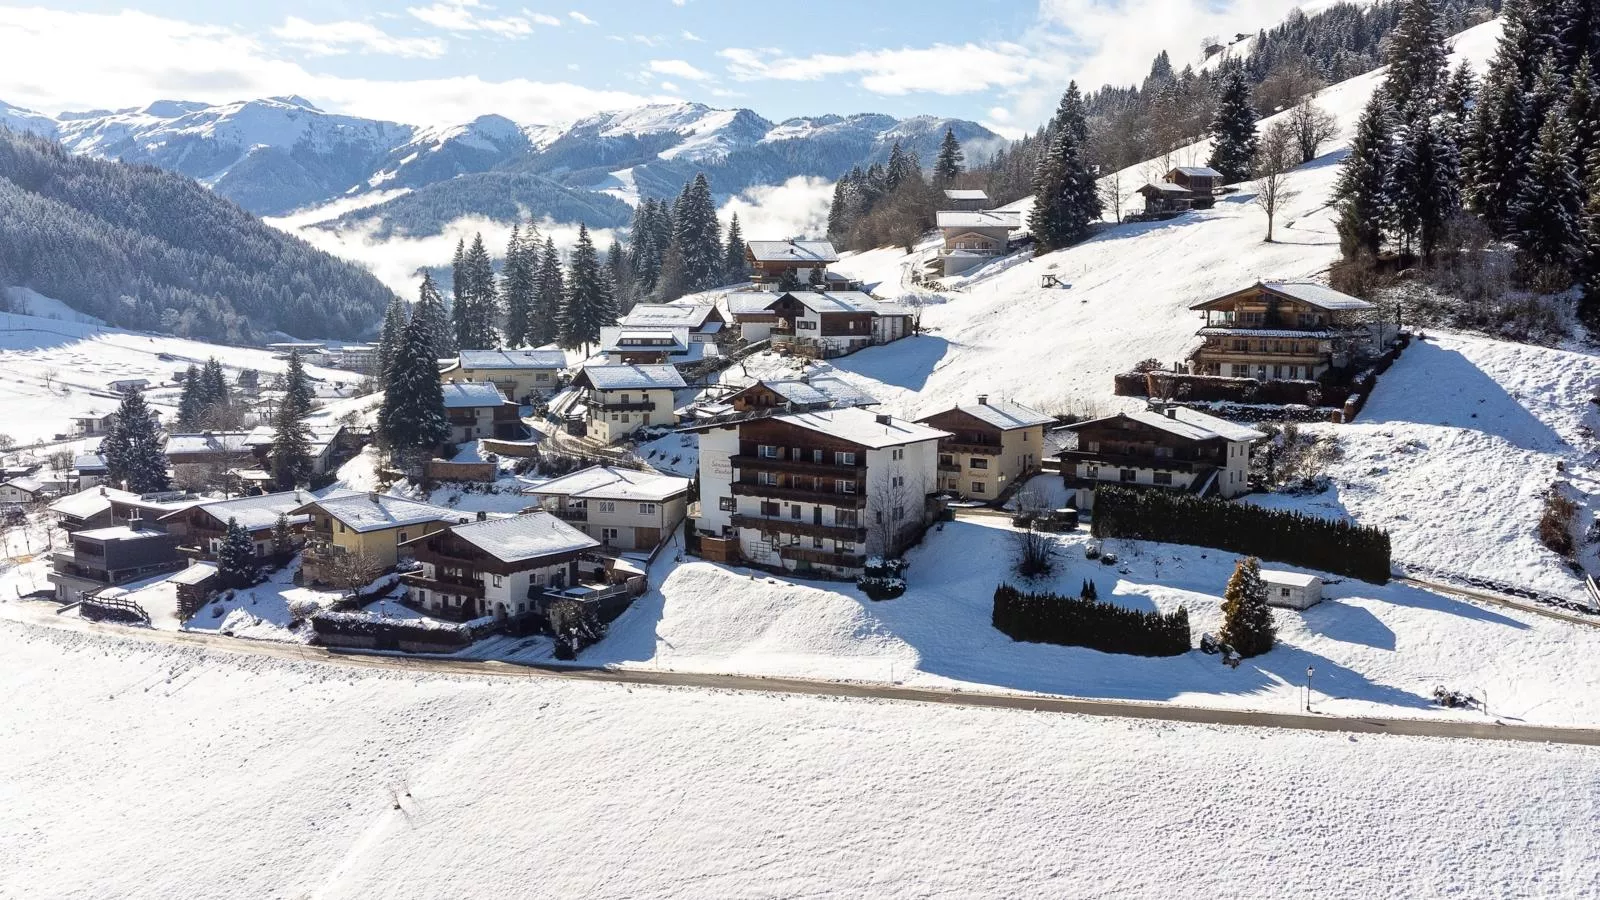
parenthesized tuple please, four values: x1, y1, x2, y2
(725, 377, 877, 413)
(597, 326, 712, 367)
(942, 188, 990, 210)
(570, 364, 686, 444)
(107, 378, 151, 395)
(765, 291, 915, 359)
(164, 432, 253, 468)
(1168, 165, 1225, 194)
(441, 382, 524, 443)
(293, 491, 467, 585)
(927, 210, 1022, 278)
(1058, 406, 1263, 509)
(617, 304, 726, 343)
(523, 465, 690, 553)
(443, 349, 566, 403)
(159, 489, 316, 560)
(0, 476, 50, 505)
(1187, 281, 1378, 381)
(690, 406, 949, 577)
(723, 291, 784, 342)
(241, 424, 349, 476)
(1137, 166, 1224, 216)
(917, 396, 1054, 502)
(745, 240, 839, 288)
(400, 511, 600, 623)
(73, 453, 108, 490)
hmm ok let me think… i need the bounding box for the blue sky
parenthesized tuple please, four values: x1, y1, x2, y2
(0, 0, 1307, 134)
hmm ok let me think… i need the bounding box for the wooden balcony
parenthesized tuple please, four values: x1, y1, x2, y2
(401, 572, 485, 599)
(778, 546, 866, 569)
(732, 513, 866, 543)
(593, 400, 656, 412)
(944, 440, 1003, 456)
(731, 481, 867, 509)
(731, 454, 864, 477)
(1061, 450, 1209, 472)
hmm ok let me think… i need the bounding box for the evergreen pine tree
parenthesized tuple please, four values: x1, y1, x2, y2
(1335, 91, 1397, 258)
(412, 270, 454, 359)
(459, 233, 500, 348)
(216, 517, 257, 589)
(826, 178, 851, 244)
(269, 356, 314, 491)
(374, 292, 409, 390)
(723, 211, 748, 283)
(271, 512, 295, 558)
(1580, 143, 1600, 325)
(450, 237, 469, 350)
(1028, 88, 1102, 254)
(532, 237, 564, 346)
(884, 142, 914, 193)
(665, 174, 722, 296)
(933, 128, 965, 188)
(102, 387, 169, 493)
(176, 364, 203, 429)
(559, 224, 615, 352)
(1219, 556, 1276, 658)
(502, 224, 538, 348)
(629, 201, 661, 298)
(1207, 68, 1259, 182)
(1384, 0, 1451, 119)
(1441, 60, 1479, 127)
(1512, 101, 1586, 277)
(1389, 111, 1461, 260)
(1569, 59, 1596, 186)
(281, 349, 314, 421)
(378, 314, 452, 464)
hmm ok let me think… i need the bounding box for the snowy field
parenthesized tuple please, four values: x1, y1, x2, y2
(2, 618, 1597, 898)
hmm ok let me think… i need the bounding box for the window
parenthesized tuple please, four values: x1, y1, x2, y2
(969, 457, 988, 470)
(1154, 472, 1173, 486)
(834, 451, 856, 466)
(719, 497, 736, 512)
(398, 531, 408, 543)
(758, 471, 779, 486)
(339, 522, 347, 534)
(939, 454, 955, 467)
(892, 505, 906, 521)
(813, 449, 824, 463)
(1085, 465, 1100, 479)
(838, 479, 858, 494)
(1153, 446, 1172, 459)
(1120, 469, 1137, 482)
(891, 475, 904, 488)
(891, 447, 903, 461)
(798, 320, 817, 330)
(760, 501, 780, 516)
(812, 535, 825, 549)
(493, 574, 504, 588)
(638, 503, 657, 515)
(602, 528, 620, 542)
(1281, 588, 1292, 598)
(834, 509, 858, 527)
(971, 482, 987, 495)
(759, 444, 779, 458)
(790, 505, 801, 520)
(837, 540, 856, 553)
(620, 414, 630, 424)
(597, 501, 617, 513)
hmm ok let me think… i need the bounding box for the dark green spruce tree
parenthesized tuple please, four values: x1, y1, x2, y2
(412, 270, 454, 359)
(216, 518, 257, 588)
(1511, 101, 1586, 279)
(1383, 0, 1450, 121)
(1207, 68, 1259, 182)
(502, 223, 539, 348)
(378, 314, 451, 463)
(559, 224, 615, 353)
(723, 211, 748, 284)
(933, 127, 965, 189)
(532, 236, 564, 347)
(269, 349, 315, 490)
(375, 291, 409, 390)
(1335, 91, 1397, 259)
(102, 386, 169, 493)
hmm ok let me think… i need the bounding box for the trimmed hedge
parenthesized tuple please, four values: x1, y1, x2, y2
(1091, 485, 1391, 583)
(992, 583, 1191, 657)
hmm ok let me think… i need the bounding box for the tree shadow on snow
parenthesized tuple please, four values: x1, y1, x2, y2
(1299, 601, 1397, 650)
(1365, 581, 1530, 630)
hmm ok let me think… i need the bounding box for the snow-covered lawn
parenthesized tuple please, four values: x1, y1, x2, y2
(2, 617, 1597, 898)
(593, 517, 1600, 727)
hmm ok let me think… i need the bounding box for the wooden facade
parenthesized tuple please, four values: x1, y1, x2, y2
(1187, 283, 1369, 381)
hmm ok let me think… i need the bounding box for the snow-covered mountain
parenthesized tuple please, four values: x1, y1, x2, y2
(0, 96, 999, 232)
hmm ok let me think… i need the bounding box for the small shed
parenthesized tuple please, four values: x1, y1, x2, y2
(171, 562, 220, 618)
(1261, 570, 1323, 610)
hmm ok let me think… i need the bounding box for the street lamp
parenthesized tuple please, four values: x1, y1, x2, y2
(1305, 665, 1315, 712)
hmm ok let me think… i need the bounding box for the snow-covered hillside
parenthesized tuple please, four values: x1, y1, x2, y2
(3, 619, 1597, 897)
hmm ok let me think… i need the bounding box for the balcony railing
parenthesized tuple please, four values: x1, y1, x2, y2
(550, 507, 588, 522)
(594, 400, 656, 412)
(778, 546, 866, 569)
(943, 440, 1003, 456)
(1061, 450, 1210, 472)
(732, 513, 866, 543)
(402, 572, 485, 599)
(731, 454, 864, 477)
(731, 481, 867, 509)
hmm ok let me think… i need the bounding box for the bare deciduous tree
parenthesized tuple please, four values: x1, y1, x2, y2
(1252, 122, 1300, 243)
(867, 463, 927, 559)
(326, 549, 385, 601)
(1012, 525, 1058, 578)
(1289, 97, 1339, 164)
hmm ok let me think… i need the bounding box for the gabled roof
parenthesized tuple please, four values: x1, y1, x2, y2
(164, 432, 252, 455)
(618, 303, 721, 329)
(243, 424, 344, 455)
(735, 377, 878, 409)
(47, 486, 136, 520)
(454, 349, 567, 370)
(572, 364, 687, 392)
(299, 490, 466, 533)
(942, 189, 989, 201)
(1063, 407, 1264, 444)
(928, 399, 1054, 431)
(527, 465, 690, 503)
(936, 210, 1022, 229)
(1261, 569, 1321, 587)
(773, 290, 912, 317)
(165, 489, 318, 531)
(746, 240, 838, 264)
(773, 407, 949, 450)
(73, 453, 107, 472)
(438, 511, 599, 563)
(599, 326, 691, 354)
(440, 381, 513, 409)
(1139, 181, 1192, 194)
(1189, 281, 1374, 313)
(724, 291, 783, 317)
(1171, 166, 1223, 178)
(2, 476, 44, 494)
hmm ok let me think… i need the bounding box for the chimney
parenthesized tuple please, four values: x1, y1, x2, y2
(977, 394, 989, 406)
(1165, 407, 1178, 419)
(476, 511, 488, 522)
(368, 491, 381, 504)
(875, 413, 892, 426)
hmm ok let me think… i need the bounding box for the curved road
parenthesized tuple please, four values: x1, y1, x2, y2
(7, 601, 1599, 748)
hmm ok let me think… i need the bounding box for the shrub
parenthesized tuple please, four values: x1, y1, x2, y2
(1091, 485, 1391, 582)
(1538, 488, 1579, 560)
(857, 558, 908, 600)
(992, 582, 1190, 657)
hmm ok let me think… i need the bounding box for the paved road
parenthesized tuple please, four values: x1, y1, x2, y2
(8, 601, 1600, 748)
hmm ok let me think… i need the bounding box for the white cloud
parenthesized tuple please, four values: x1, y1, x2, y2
(406, 0, 540, 36)
(718, 176, 834, 243)
(719, 43, 1052, 96)
(569, 10, 598, 25)
(0, 7, 662, 128)
(271, 17, 447, 59)
(648, 59, 712, 81)
(681, 30, 702, 41)
(658, 81, 680, 92)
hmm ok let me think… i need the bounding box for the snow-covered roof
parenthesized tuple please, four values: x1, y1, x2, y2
(243, 424, 343, 454)
(746, 240, 839, 264)
(746, 377, 878, 409)
(454, 349, 567, 370)
(164, 432, 252, 455)
(1068, 407, 1264, 444)
(618, 304, 720, 329)
(168, 562, 218, 586)
(1261, 570, 1321, 588)
(73, 453, 107, 471)
(442, 511, 599, 564)
(1140, 181, 1192, 194)
(600, 326, 691, 352)
(938, 399, 1055, 431)
(441, 382, 512, 409)
(724, 291, 783, 317)
(304, 490, 466, 533)
(1197, 327, 1331, 339)
(774, 407, 949, 450)
(943, 189, 989, 201)
(574, 364, 687, 391)
(935, 210, 1022, 229)
(527, 465, 690, 503)
(48, 487, 133, 520)
(777, 291, 912, 317)
(169, 489, 317, 531)
(1261, 282, 1374, 311)
(2, 476, 44, 493)
(1172, 166, 1223, 178)
(75, 525, 168, 542)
